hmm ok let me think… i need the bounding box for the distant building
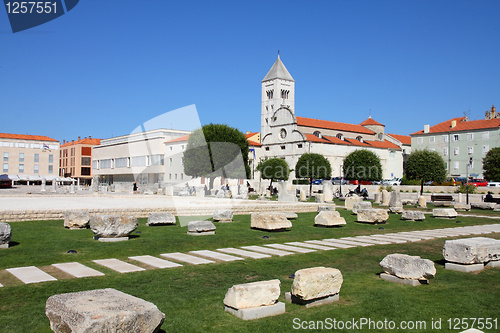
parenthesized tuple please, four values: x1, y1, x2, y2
(259, 56, 410, 180)
(60, 136, 101, 185)
(410, 106, 500, 179)
(164, 134, 192, 184)
(0, 133, 59, 184)
(92, 129, 191, 188)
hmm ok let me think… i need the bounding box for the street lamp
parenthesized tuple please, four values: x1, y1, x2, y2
(466, 157, 472, 204)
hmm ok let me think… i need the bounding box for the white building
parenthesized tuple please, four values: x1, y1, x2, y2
(258, 56, 410, 180)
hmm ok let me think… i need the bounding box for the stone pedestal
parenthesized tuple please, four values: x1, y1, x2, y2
(299, 190, 307, 202)
(418, 195, 427, 208)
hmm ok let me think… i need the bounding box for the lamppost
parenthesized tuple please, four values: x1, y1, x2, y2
(466, 157, 472, 205)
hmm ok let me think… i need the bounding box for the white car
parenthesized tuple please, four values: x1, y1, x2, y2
(488, 182, 500, 187)
(383, 178, 402, 186)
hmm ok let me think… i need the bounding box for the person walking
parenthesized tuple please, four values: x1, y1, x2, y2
(133, 182, 138, 194)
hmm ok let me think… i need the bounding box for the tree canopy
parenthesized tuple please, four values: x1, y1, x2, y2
(483, 147, 500, 181)
(256, 157, 290, 189)
(183, 124, 250, 182)
(405, 149, 447, 194)
(343, 150, 382, 182)
(295, 153, 332, 196)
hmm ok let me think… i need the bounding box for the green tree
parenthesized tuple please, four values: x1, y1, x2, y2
(256, 157, 290, 191)
(183, 124, 250, 189)
(295, 153, 332, 197)
(343, 150, 382, 182)
(405, 149, 447, 195)
(483, 147, 500, 181)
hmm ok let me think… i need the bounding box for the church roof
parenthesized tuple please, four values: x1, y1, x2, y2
(411, 116, 500, 135)
(262, 55, 294, 82)
(387, 133, 411, 145)
(359, 116, 385, 127)
(297, 116, 375, 135)
(0, 132, 59, 142)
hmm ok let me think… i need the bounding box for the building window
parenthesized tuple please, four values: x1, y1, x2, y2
(181, 145, 184, 150)
(356, 136, 363, 142)
(443, 148, 448, 156)
(81, 157, 91, 166)
(313, 131, 321, 138)
(81, 167, 91, 176)
(280, 145, 285, 150)
(429, 136, 435, 143)
(442, 135, 448, 142)
(452, 134, 460, 141)
(467, 146, 473, 155)
(151, 154, 164, 166)
(266, 90, 274, 99)
(265, 147, 269, 151)
(482, 132, 489, 140)
(48, 154, 53, 164)
(483, 145, 489, 154)
(181, 173, 184, 180)
(92, 160, 98, 169)
(279, 129, 287, 140)
(417, 137, 423, 144)
(3, 152, 8, 162)
(389, 151, 395, 157)
(100, 159, 112, 169)
(467, 133, 474, 141)
(169, 146, 173, 151)
(453, 147, 459, 155)
(130, 156, 146, 167)
(169, 173, 172, 180)
(34, 153, 39, 163)
(115, 157, 128, 168)
(2, 163, 7, 172)
(297, 144, 303, 148)
(18, 152, 24, 162)
(48, 165, 53, 174)
(169, 158, 173, 166)
(175, 174, 178, 180)
(34, 164, 39, 174)
(454, 161, 459, 170)
(19, 164, 24, 173)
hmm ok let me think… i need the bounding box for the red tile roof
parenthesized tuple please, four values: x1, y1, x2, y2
(315, 135, 401, 150)
(0, 133, 59, 142)
(248, 140, 261, 147)
(387, 133, 411, 145)
(304, 133, 334, 144)
(359, 117, 385, 127)
(61, 137, 101, 147)
(410, 117, 500, 135)
(245, 132, 259, 138)
(297, 116, 375, 135)
(165, 134, 190, 144)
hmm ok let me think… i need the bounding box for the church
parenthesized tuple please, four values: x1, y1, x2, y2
(256, 56, 410, 180)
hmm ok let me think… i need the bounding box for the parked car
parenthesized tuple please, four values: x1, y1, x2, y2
(441, 177, 461, 186)
(470, 179, 488, 187)
(382, 178, 401, 186)
(331, 177, 348, 185)
(311, 179, 323, 185)
(488, 182, 500, 187)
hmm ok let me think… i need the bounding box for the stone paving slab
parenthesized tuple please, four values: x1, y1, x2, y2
(378, 233, 424, 241)
(304, 240, 343, 248)
(161, 252, 215, 265)
(350, 236, 392, 245)
(285, 242, 337, 251)
(217, 248, 271, 259)
(52, 262, 105, 278)
(129, 255, 183, 268)
(189, 250, 244, 262)
(264, 243, 316, 253)
(240, 245, 294, 256)
(319, 239, 356, 248)
(92, 259, 146, 273)
(366, 235, 408, 244)
(6, 266, 57, 284)
(400, 231, 441, 239)
(322, 238, 372, 247)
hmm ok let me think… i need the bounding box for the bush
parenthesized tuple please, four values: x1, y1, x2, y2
(455, 184, 476, 194)
(292, 179, 309, 185)
(384, 185, 394, 192)
(401, 175, 421, 185)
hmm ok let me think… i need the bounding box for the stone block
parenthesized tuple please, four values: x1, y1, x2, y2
(280, 212, 298, 219)
(213, 210, 233, 222)
(285, 292, 339, 308)
(357, 209, 389, 223)
(187, 221, 216, 235)
(90, 215, 138, 238)
(432, 208, 458, 218)
(251, 213, 292, 230)
(224, 302, 285, 320)
(352, 201, 372, 214)
(379, 273, 424, 286)
(433, 201, 453, 207)
(299, 190, 307, 201)
(290, 267, 343, 301)
(389, 191, 402, 208)
(317, 205, 334, 212)
(454, 203, 471, 211)
(0, 222, 11, 248)
(401, 211, 426, 221)
(443, 237, 500, 264)
(45, 288, 165, 333)
(380, 253, 436, 280)
(444, 262, 484, 273)
(486, 260, 500, 268)
(314, 211, 346, 227)
(223, 279, 281, 309)
(315, 194, 325, 203)
(471, 202, 497, 210)
(389, 206, 404, 214)
(147, 212, 176, 226)
(345, 196, 361, 210)
(381, 190, 390, 206)
(63, 211, 90, 229)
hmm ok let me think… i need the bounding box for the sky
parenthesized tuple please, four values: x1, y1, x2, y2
(1, 0, 499, 142)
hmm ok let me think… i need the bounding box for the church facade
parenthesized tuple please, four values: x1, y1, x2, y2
(258, 56, 410, 180)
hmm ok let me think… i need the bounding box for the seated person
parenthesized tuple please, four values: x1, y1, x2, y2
(484, 191, 494, 202)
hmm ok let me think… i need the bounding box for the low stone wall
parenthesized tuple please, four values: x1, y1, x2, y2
(0, 202, 323, 222)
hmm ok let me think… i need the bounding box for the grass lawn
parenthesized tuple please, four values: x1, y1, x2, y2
(0, 209, 499, 332)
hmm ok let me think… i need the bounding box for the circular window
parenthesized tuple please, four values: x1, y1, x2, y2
(280, 129, 287, 140)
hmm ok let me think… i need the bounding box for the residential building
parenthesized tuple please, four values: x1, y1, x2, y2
(410, 106, 500, 179)
(60, 136, 101, 185)
(0, 133, 59, 183)
(92, 129, 191, 188)
(259, 56, 409, 180)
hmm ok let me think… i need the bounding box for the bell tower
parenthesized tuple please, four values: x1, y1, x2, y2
(261, 55, 295, 138)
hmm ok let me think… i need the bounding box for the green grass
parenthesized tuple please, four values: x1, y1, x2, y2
(0, 211, 499, 332)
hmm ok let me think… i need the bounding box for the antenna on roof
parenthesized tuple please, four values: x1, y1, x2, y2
(278, 50, 280, 58)
(369, 109, 372, 117)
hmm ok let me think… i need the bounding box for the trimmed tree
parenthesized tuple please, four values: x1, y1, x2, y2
(483, 147, 500, 181)
(183, 124, 250, 189)
(295, 153, 332, 197)
(405, 149, 447, 195)
(343, 149, 382, 183)
(256, 158, 290, 192)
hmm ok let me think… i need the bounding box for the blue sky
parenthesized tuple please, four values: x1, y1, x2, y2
(1, 0, 499, 142)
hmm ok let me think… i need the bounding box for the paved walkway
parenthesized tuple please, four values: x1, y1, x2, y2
(2, 223, 499, 287)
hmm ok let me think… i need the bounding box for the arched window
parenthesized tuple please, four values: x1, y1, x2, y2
(336, 133, 344, 140)
(313, 131, 321, 138)
(356, 136, 363, 142)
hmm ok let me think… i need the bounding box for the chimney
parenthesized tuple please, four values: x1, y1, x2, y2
(451, 120, 457, 128)
(63, 140, 66, 144)
(424, 124, 430, 133)
(89, 135, 91, 139)
(492, 105, 496, 119)
(78, 136, 81, 141)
